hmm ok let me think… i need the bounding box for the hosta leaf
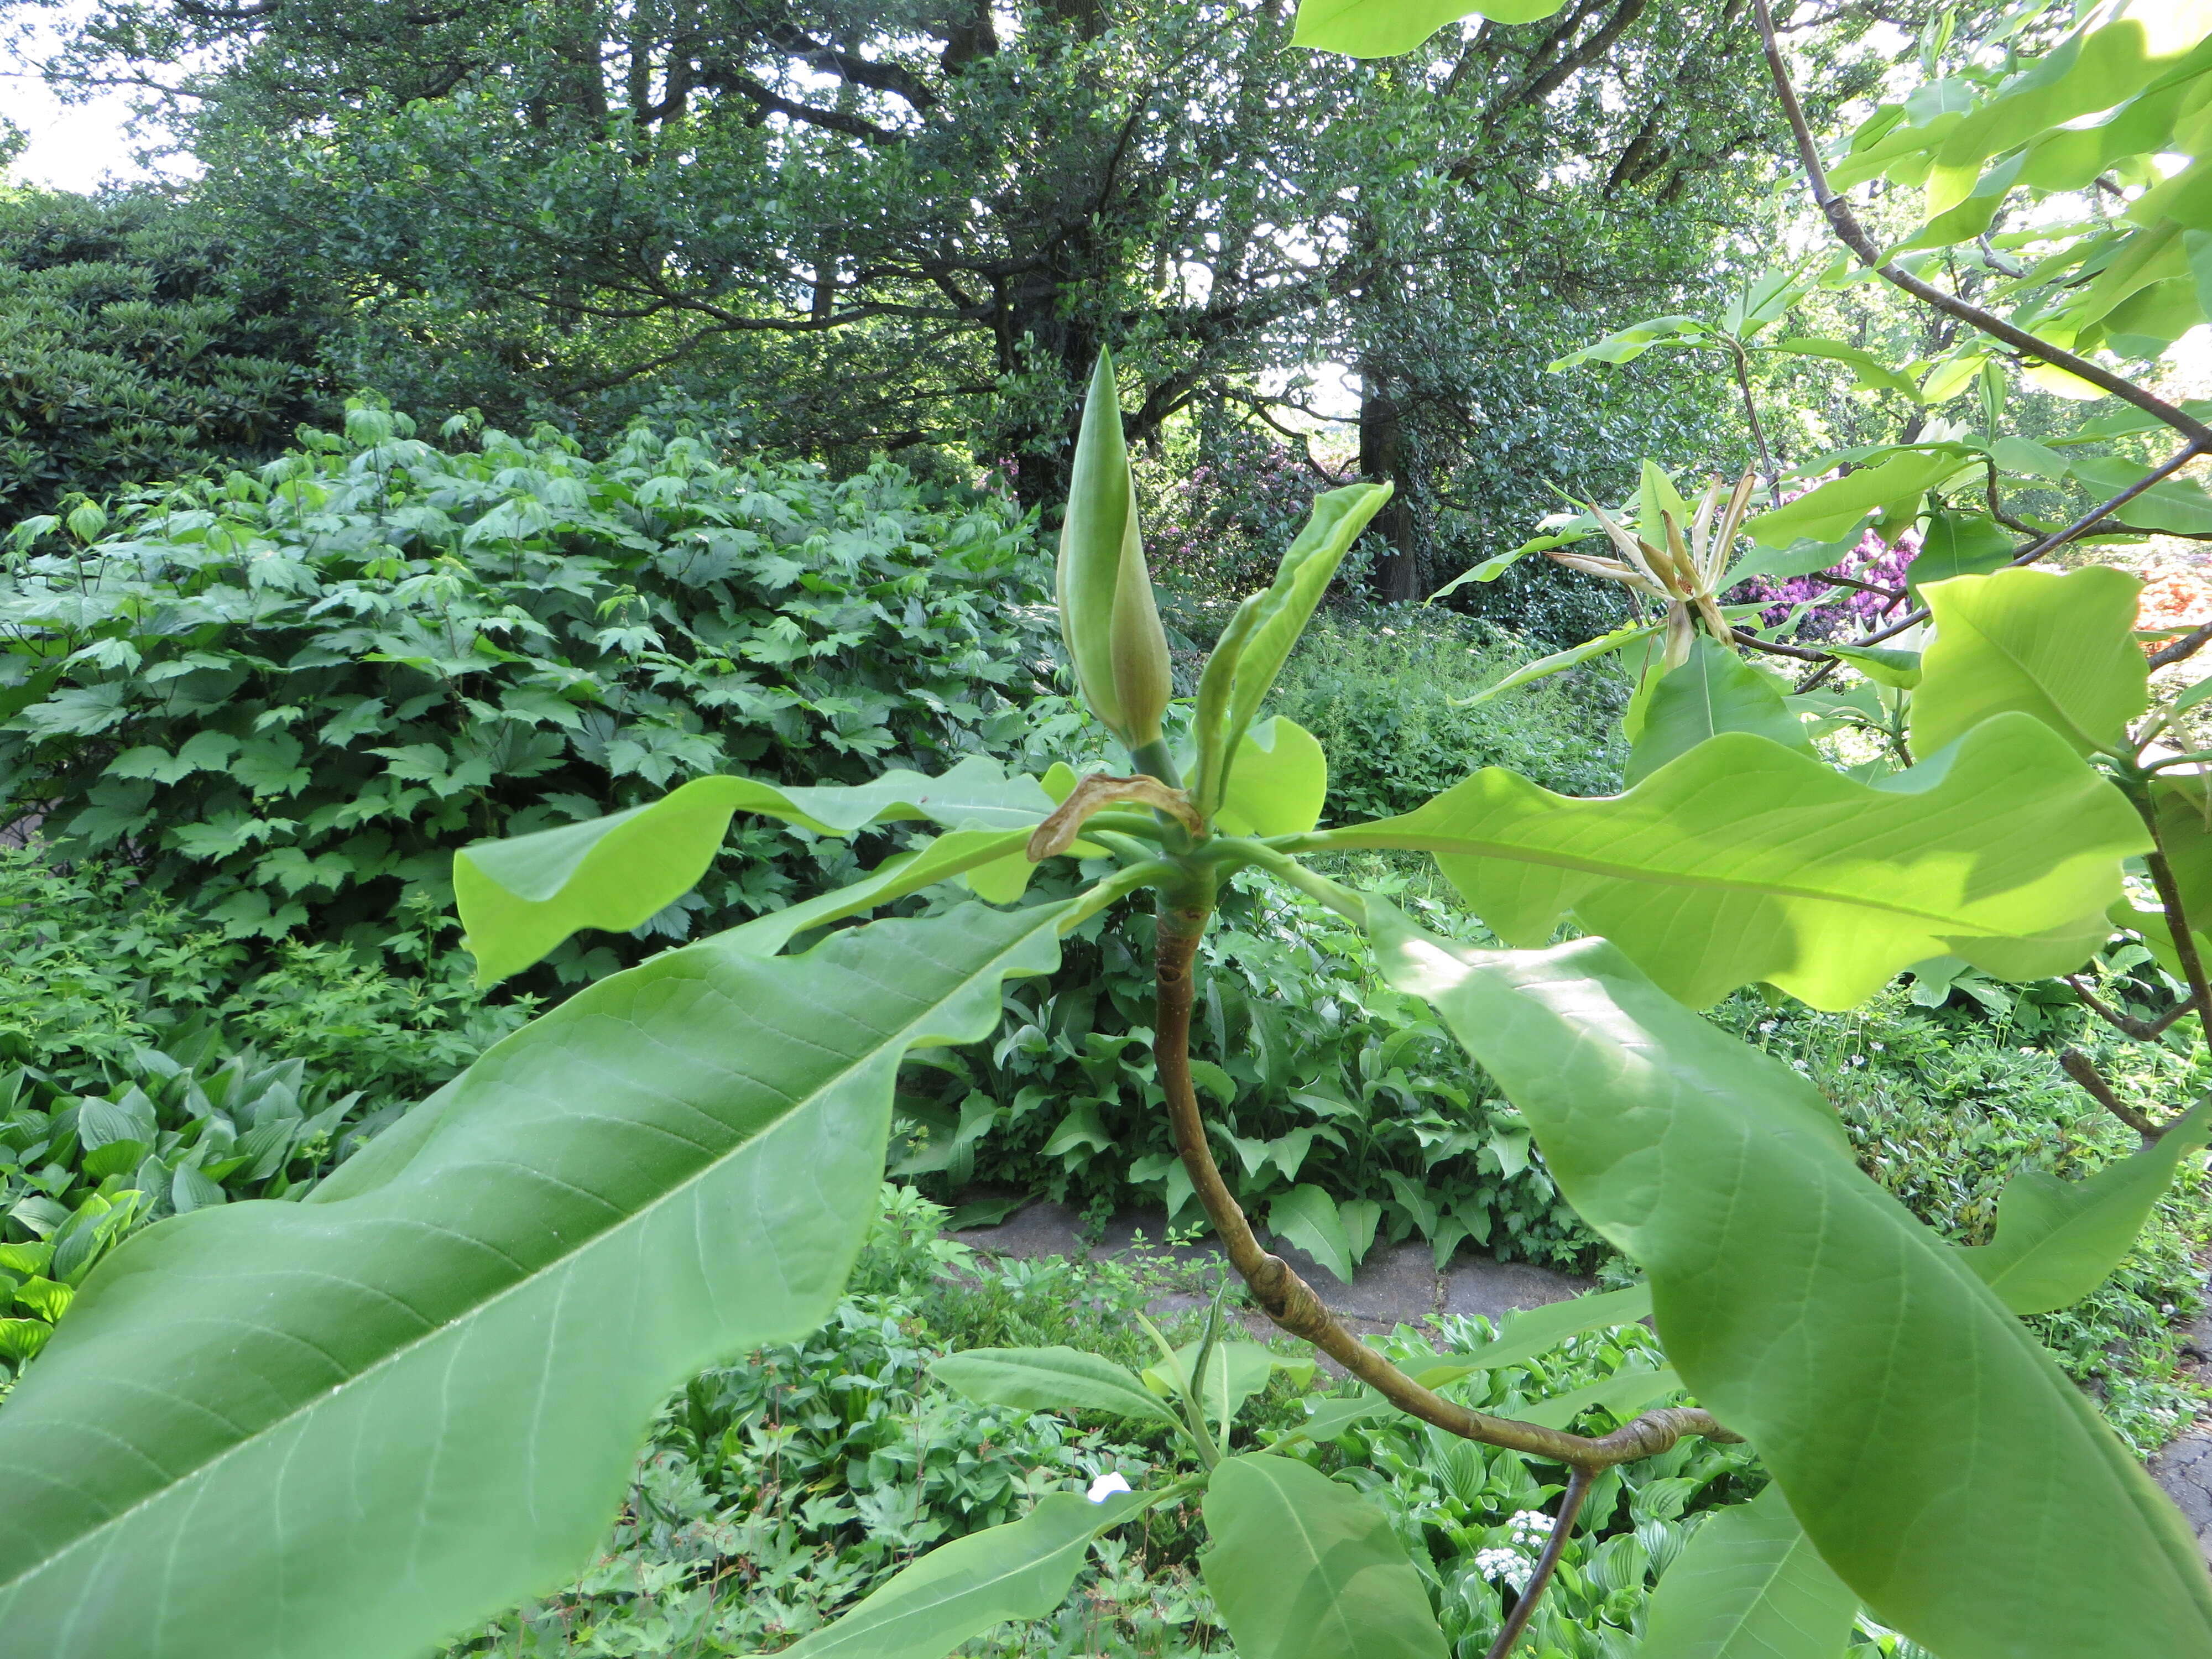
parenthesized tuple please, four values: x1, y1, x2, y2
(1626, 637, 1811, 786)
(1201, 1453, 1448, 1659)
(1268, 1183, 1357, 1283)
(1289, 0, 1564, 58)
(1141, 1340, 1314, 1434)
(1636, 1486, 1858, 1659)
(771, 1488, 1150, 1659)
(1370, 906, 2212, 1659)
(1215, 716, 1328, 837)
(1959, 1097, 2212, 1315)
(1412, 1284, 1652, 1387)
(933, 1347, 1183, 1427)
(0, 900, 1071, 1659)
(456, 756, 1051, 982)
(1306, 713, 2145, 1009)
(1911, 567, 2148, 759)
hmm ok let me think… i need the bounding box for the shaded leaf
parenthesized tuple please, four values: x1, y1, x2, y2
(0, 901, 1071, 1659)
(1201, 1453, 1448, 1659)
(1637, 1485, 1858, 1659)
(932, 1347, 1183, 1428)
(1370, 906, 2212, 1659)
(1626, 638, 1812, 786)
(1412, 1284, 1653, 1387)
(1960, 1097, 2212, 1315)
(773, 1488, 1150, 1659)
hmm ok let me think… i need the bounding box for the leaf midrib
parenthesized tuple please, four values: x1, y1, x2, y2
(0, 907, 1064, 1597)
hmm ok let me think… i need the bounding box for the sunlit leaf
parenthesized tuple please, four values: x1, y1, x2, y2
(1306, 713, 2145, 1009)
(1290, 0, 1565, 58)
(1626, 638, 1811, 786)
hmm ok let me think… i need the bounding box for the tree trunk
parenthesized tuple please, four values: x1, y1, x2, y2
(1359, 373, 1418, 603)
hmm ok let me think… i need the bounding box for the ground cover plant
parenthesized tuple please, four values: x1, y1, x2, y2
(9, 4, 2212, 1659)
(0, 411, 1051, 980)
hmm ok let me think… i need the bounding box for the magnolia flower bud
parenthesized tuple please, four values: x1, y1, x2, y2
(1057, 348, 1172, 753)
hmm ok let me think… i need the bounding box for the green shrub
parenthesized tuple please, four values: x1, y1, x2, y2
(0, 846, 528, 1379)
(901, 877, 1596, 1270)
(0, 187, 337, 519)
(1270, 608, 1626, 823)
(0, 408, 1054, 982)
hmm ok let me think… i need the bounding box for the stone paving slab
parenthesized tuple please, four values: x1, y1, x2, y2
(951, 1199, 1590, 1335)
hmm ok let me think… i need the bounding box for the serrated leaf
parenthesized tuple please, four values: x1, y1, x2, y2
(933, 1347, 1183, 1427)
(0, 900, 1071, 1659)
(1637, 1486, 1858, 1659)
(1201, 1453, 1448, 1659)
(1626, 638, 1812, 786)
(456, 757, 1052, 982)
(773, 1487, 1149, 1659)
(1911, 566, 2148, 758)
(1306, 713, 2145, 1009)
(1960, 1098, 2212, 1315)
(1370, 905, 2212, 1659)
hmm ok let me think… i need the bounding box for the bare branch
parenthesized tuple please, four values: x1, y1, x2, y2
(2151, 620, 2212, 671)
(1483, 1468, 1592, 1659)
(2058, 1048, 2164, 1142)
(1749, 0, 2212, 448)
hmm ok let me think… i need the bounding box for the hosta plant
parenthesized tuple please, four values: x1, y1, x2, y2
(2, 295, 2210, 1659)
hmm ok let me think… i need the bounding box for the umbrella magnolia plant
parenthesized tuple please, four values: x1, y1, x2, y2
(1, 328, 2209, 1659)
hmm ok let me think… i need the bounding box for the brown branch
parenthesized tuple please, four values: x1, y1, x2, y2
(1731, 628, 1833, 662)
(1154, 888, 1734, 1474)
(2062, 975, 2195, 1042)
(2143, 827, 2212, 1030)
(2058, 1049, 2164, 1142)
(2151, 620, 2212, 671)
(1749, 0, 2212, 448)
(1484, 1468, 1592, 1659)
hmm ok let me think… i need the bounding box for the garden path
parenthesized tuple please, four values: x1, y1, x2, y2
(956, 1201, 2212, 1562)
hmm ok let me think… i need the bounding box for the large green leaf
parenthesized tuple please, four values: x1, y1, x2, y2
(1411, 1284, 1652, 1387)
(1214, 716, 1328, 837)
(1908, 510, 2014, 598)
(1959, 1097, 2212, 1315)
(771, 1487, 1150, 1659)
(1749, 451, 1963, 547)
(1515, 1365, 1683, 1430)
(1450, 619, 1661, 708)
(0, 899, 1072, 1659)
(1370, 907, 2212, 1659)
(1910, 566, 2148, 758)
(1195, 483, 1390, 816)
(932, 1347, 1184, 1428)
(1268, 1183, 1358, 1283)
(1201, 1453, 1449, 1659)
(1289, 0, 1563, 57)
(1636, 1486, 1858, 1659)
(1302, 713, 2146, 1009)
(454, 757, 1053, 982)
(1625, 638, 1812, 786)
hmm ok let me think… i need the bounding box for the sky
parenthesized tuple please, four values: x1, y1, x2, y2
(3, 7, 195, 192)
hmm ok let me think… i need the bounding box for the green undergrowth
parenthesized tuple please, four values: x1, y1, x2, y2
(0, 847, 527, 1378)
(444, 1187, 1770, 1659)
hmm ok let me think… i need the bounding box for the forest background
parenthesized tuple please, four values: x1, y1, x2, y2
(5, 0, 2212, 1655)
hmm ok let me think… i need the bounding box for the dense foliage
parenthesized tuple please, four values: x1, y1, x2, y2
(0, 413, 1052, 978)
(0, 187, 335, 519)
(0, 846, 525, 1380)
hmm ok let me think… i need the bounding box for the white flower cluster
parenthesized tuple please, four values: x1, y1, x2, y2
(1506, 1510, 1554, 1548)
(1086, 1472, 1131, 1504)
(1473, 1547, 1533, 1591)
